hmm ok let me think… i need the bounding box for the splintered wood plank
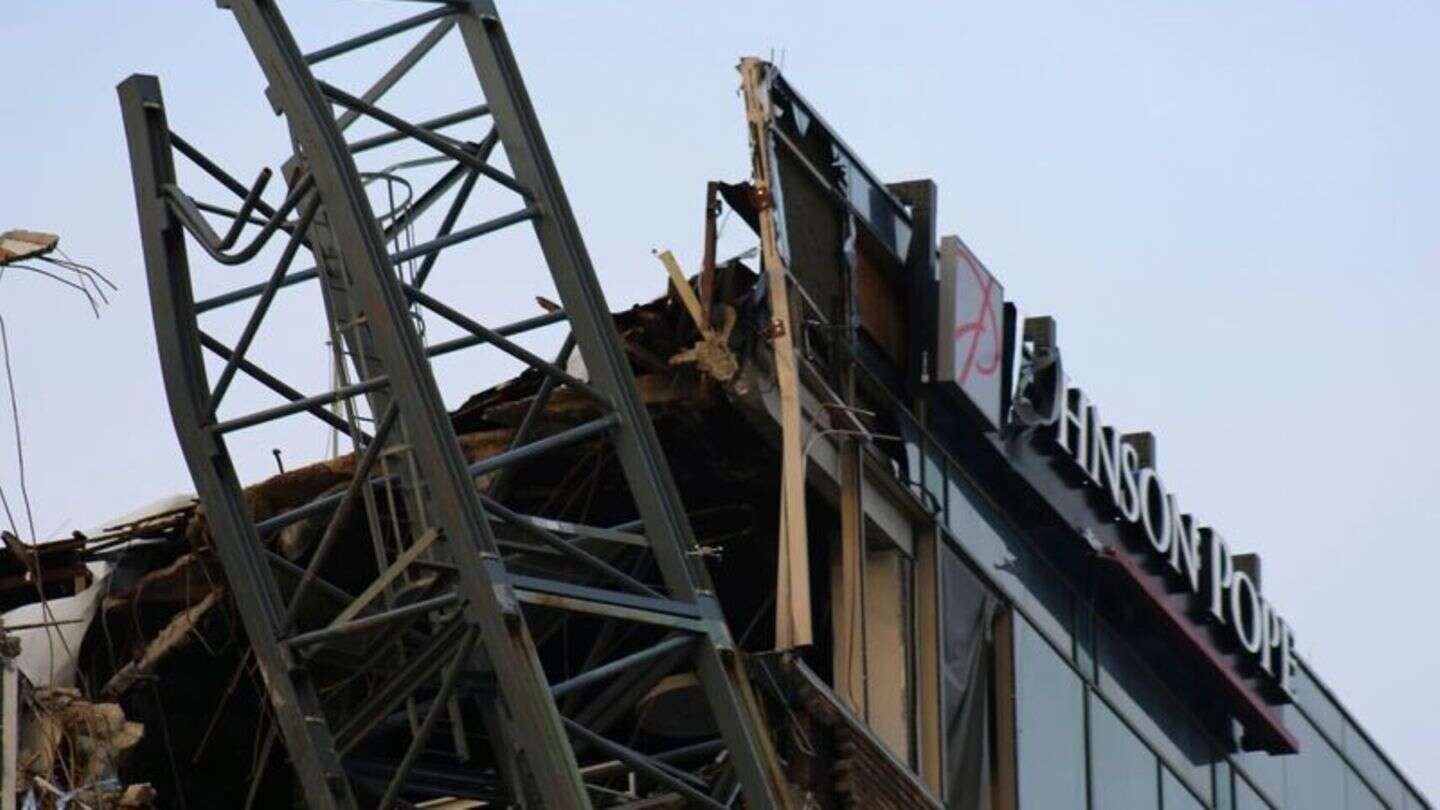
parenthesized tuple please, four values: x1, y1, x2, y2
(741, 57, 811, 649)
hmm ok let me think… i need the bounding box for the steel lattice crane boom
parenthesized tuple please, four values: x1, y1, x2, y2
(118, 2, 792, 807)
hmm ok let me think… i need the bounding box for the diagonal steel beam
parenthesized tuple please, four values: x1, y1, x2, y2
(453, 4, 793, 806)
(220, 2, 596, 806)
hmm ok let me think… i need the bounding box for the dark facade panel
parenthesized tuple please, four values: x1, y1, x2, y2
(1095, 619, 1219, 803)
(1090, 695, 1160, 810)
(940, 548, 997, 808)
(1012, 617, 1087, 809)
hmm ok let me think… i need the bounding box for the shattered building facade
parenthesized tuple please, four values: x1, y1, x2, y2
(0, 2, 1431, 810)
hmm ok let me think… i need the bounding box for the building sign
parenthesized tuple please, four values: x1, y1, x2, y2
(937, 236, 1005, 428)
(927, 236, 1297, 750)
(1010, 325, 1299, 703)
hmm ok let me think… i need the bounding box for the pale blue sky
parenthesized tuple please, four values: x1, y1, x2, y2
(2, 1, 1437, 800)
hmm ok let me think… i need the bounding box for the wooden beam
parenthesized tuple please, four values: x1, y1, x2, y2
(992, 610, 1019, 810)
(656, 250, 709, 333)
(833, 440, 867, 713)
(914, 526, 943, 796)
(740, 57, 811, 649)
(699, 181, 720, 331)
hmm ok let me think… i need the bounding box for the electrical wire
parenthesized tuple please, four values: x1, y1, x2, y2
(0, 247, 114, 693)
(1, 318, 38, 542)
(0, 316, 80, 689)
(2, 263, 100, 318)
(46, 249, 118, 310)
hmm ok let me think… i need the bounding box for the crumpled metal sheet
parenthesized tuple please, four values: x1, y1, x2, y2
(3, 564, 110, 688)
(2, 495, 197, 688)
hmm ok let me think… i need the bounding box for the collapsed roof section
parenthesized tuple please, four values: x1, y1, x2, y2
(92, 0, 949, 804)
(111, 0, 808, 802)
(0, 258, 936, 808)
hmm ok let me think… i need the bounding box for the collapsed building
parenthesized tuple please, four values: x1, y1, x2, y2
(1, 259, 935, 808)
(0, 2, 1431, 810)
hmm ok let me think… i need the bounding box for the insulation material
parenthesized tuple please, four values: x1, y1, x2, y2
(864, 549, 912, 763)
(18, 687, 148, 807)
(658, 250, 740, 383)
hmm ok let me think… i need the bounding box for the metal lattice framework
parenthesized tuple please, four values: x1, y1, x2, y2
(118, 2, 790, 807)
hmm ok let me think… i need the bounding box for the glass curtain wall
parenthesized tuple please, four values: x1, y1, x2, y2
(1003, 610, 1420, 810)
(1011, 616, 1087, 810)
(894, 398, 1428, 810)
(1089, 693, 1159, 809)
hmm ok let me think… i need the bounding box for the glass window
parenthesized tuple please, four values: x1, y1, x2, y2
(1089, 694, 1159, 810)
(1232, 748, 1284, 808)
(1234, 773, 1272, 810)
(1283, 713, 1346, 810)
(922, 440, 945, 516)
(1213, 761, 1234, 810)
(944, 468, 1073, 653)
(1345, 770, 1386, 810)
(1292, 664, 1344, 743)
(901, 424, 924, 503)
(1094, 621, 1215, 802)
(1014, 617, 1086, 810)
(1405, 786, 1430, 810)
(1163, 767, 1204, 810)
(1343, 720, 1404, 808)
(941, 548, 997, 808)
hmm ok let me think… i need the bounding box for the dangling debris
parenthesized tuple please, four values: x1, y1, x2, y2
(18, 686, 149, 808)
(0, 232, 58, 267)
(0, 229, 116, 317)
